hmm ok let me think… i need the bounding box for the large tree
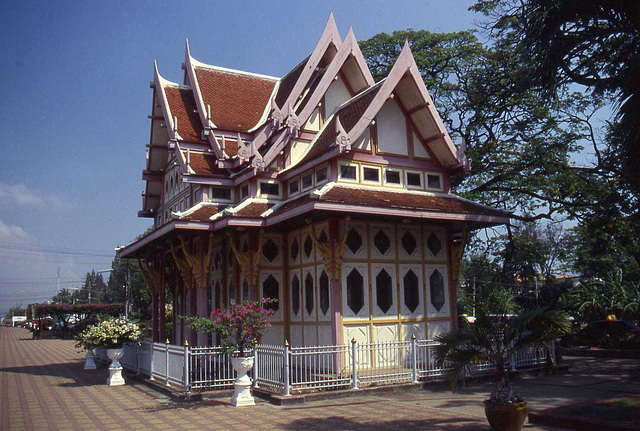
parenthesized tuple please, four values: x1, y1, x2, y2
(359, 22, 639, 278)
(472, 0, 640, 191)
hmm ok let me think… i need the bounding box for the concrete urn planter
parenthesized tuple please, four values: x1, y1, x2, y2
(84, 348, 97, 370)
(106, 348, 125, 386)
(230, 356, 255, 407)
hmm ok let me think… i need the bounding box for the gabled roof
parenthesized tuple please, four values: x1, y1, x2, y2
(187, 152, 227, 178)
(292, 82, 383, 169)
(163, 86, 205, 144)
(192, 65, 277, 133)
(284, 41, 462, 171)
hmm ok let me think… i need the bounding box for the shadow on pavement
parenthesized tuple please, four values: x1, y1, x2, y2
(280, 416, 489, 430)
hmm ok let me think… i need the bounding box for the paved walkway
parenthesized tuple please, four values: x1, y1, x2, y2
(1, 326, 638, 431)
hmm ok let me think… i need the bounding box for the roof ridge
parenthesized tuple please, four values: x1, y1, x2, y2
(191, 57, 279, 81)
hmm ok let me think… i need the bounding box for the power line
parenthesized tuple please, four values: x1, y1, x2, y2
(0, 242, 114, 257)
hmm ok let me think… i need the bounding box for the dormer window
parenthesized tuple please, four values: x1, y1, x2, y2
(258, 180, 281, 198)
(384, 169, 402, 186)
(194, 188, 202, 203)
(241, 184, 249, 200)
(426, 173, 442, 191)
(211, 187, 232, 201)
(339, 163, 358, 182)
(301, 173, 313, 190)
(362, 166, 381, 184)
(315, 166, 327, 185)
(289, 179, 299, 196)
(405, 171, 423, 189)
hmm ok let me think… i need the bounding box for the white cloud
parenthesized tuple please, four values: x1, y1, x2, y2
(0, 183, 70, 210)
(0, 219, 35, 244)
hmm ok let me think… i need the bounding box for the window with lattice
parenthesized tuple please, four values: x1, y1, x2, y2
(375, 269, 393, 314)
(305, 272, 314, 316)
(319, 270, 330, 315)
(346, 268, 364, 314)
(430, 270, 445, 311)
(291, 274, 300, 316)
(263, 275, 279, 311)
(404, 270, 419, 313)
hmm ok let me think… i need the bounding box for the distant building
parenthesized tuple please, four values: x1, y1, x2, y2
(117, 15, 510, 347)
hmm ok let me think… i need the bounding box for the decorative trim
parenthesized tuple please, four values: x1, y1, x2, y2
(305, 216, 350, 281)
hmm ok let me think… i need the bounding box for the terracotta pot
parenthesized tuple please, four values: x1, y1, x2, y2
(484, 400, 527, 431)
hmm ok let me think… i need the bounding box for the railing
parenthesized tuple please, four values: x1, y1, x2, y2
(95, 338, 553, 396)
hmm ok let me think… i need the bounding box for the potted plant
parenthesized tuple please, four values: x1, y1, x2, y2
(434, 297, 570, 431)
(73, 317, 100, 370)
(185, 298, 275, 406)
(82, 317, 143, 386)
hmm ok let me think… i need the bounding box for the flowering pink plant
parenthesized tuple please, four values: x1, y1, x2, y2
(184, 298, 275, 356)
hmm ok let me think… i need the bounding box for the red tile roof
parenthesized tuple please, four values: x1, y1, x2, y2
(179, 204, 222, 221)
(188, 152, 227, 178)
(317, 184, 509, 217)
(232, 201, 273, 218)
(164, 87, 204, 143)
(195, 67, 276, 132)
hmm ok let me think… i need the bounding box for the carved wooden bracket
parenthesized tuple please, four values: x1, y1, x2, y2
(170, 241, 193, 288)
(178, 233, 214, 289)
(306, 217, 350, 281)
(451, 223, 470, 282)
(138, 256, 163, 295)
(227, 229, 264, 286)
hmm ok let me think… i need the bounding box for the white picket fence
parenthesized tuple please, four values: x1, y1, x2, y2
(94, 338, 554, 395)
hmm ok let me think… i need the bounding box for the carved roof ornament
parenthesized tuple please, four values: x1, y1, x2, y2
(457, 137, 471, 172)
(251, 141, 266, 171)
(335, 116, 351, 153)
(285, 103, 300, 138)
(270, 98, 285, 129)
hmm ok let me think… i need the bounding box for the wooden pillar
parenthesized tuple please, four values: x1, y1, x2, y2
(248, 230, 261, 301)
(158, 254, 166, 342)
(189, 285, 197, 345)
(197, 286, 208, 346)
(328, 219, 343, 345)
(151, 292, 159, 342)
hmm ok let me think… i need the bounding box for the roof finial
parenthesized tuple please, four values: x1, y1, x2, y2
(185, 38, 191, 57)
(335, 116, 351, 153)
(457, 137, 471, 172)
(286, 103, 300, 138)
(270, 98, 284, 128)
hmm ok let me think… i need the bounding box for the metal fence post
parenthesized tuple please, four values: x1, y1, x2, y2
(165, 339, 170, 386)
(411, 334, 418, 384)
(253, 347, 259, 388)
(149, 343, 155, 381)
(351, 338, 358, 390)
(510, 354, 517, 372)
(551, 340, 557, 365)
(183, 340, 190, 392)
(284, 341, 291, 396)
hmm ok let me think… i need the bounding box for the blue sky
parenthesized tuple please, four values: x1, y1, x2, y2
(0, 0, 479, 315)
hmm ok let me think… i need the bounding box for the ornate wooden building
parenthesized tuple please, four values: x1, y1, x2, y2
(117, 15, 510, 348)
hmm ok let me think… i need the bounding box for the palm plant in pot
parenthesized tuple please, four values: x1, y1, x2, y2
(434, 290, 571, 431)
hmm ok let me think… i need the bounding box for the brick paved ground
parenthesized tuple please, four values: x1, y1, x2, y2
(0, 326, 575, 431)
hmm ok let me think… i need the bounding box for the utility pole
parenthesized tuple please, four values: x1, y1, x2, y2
(472, 277, 476, 316)
(125, 260, 131, 319)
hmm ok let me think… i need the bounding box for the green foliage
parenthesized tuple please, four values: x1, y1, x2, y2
(435, 300, 570, 402)
(561, 271, 640, 324)
(183, 299, 275, 356)
(75, 317, 143, 350)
